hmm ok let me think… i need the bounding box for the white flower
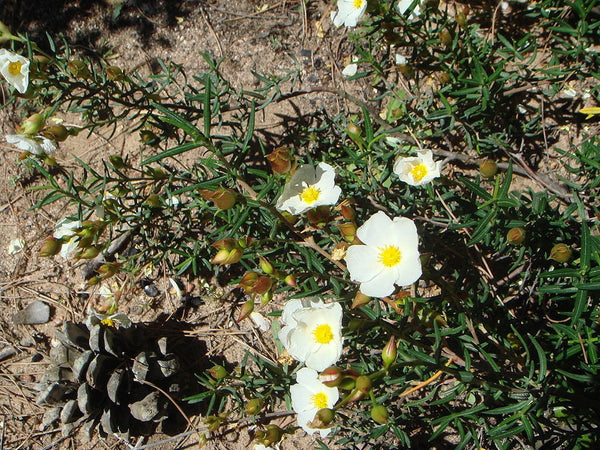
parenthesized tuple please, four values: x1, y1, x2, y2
(250, 311, 271, 332)
(345, 211, 421, 297)
(5, 134, 57, 155)
(0, 49, 30, 94)
(278, 299, 343, 371)
(397, 0, 421, 20)
(290, 367, 339, 438)
(53, 219, 82, 258)
(342, 63, 358, 77)
(8, 238, 25, 255)
(275, 162, 342, 215)
(331, 0, 368, 28)
(393, 149, 442, 186)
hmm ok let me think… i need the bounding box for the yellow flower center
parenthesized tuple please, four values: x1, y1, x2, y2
(8, 61, 22, 76)
(353, 0, 364, 8)
(101, 318, 115, 327)
(311, 392, 328, 409)
(301, 186, 321, 205)
(378, 245, 402, 267)
(410, 164, 428, 182)
(313, 324, 334, 344)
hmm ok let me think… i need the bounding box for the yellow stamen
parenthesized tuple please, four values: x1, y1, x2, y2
(378, 245, 402, 267)
(101, 318, 115, 327)
(313, 324, 334, 344)
(301, 186, 321, 205)
(410, 164, 428, 182)
(8, 61, 22, 76)
(353, 0, 363, 8)
(311, 392, 328, 409)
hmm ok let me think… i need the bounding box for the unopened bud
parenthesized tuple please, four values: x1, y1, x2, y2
(212, 247, 243, 265)
(200, 187, 237, 210)
(78, 245, 101, 260)
(237, 300, 255, 323)
(253, 276, 273, 295)
(140, 130, 159, 146)
(382, 335, 397, 368)
(549, 243, 572, 263)
(239, 271, 259, 292)
(371, 405, 389, 424)
(33, 54, 50, 70)
(347, 122, 361, 137)
(42, 125, 68, 142)
(439, 29, 452, 46)
(44, 155, 57, 167)
(356, 375, 372, 394)
(259, 256, 274, 274)
(205, 415, 224, 432)
(148, 167, 167, 179)
(337, 221, 357, 243)
(340, 203, 355, 220)
(38, 237, 61, 257)
(319, 366, 343, 387)
(397, 63, 414, 77)
(106, 65, 124, 81)
(260, 289, 273, 305)
(109, 154, 128, 169)
(306, 205, 331, 227)
(479, 159, 498, 178)
(208, 364, 228, 380)
(308, 408, 335, 429)
(145, 194, 162, 208)
(456, 12, 467, 27)
(97, 262, 120, 278)
(266, 146, 294, 174)
(262, 425, 283, 446)
(284, 274, 297, 287)
(20, 113, 45, 135)
(68, 60, 91, 79)
(245, 397, 264, 416)
(507, 227, 526, 245)
(351, 292, 372, 309)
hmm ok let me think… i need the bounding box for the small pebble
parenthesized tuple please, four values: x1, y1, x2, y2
(143, 284, 159, 297)
(13, 301, 51, 325)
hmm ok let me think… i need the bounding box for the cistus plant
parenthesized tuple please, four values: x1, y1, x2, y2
(2, 0, 600, 447)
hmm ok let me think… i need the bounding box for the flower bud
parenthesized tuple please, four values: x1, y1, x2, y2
(549, 243, 572, 263)
(351, 292, 372, 309)
(77, 245, 102, 260)
(145, 194, 162, 208)
(439, 29, 452, 46)
(38, 237, 61, 257)
(42, 125, 69, 142)
(355, 375, 372, 393)
(44, 155, 57, 167)
(237, 300, 255, 323)
(382, 335, 397, 369)
(0, 21, 13, 43)
(245, 397, 264, 416)
(308, 408, 335, 429)
(284, 274, 296, 287)
(319, 366, 343, 387)
(20, 113, 45, 135)
(260, 289, 273, 305)
(140, 130, 159, 146)
(97, 262, 120, 278)
(371, 405, 389, 424)
(148, 167, 167, 179)
(33, 55, 50, 71)
(347, 122, 361, 137)
(106, 65, 124, 81)
(208, 364, 228, 380)
(306, 206, 331, 227)
(253, 276, 273, 295)
(266, 146, 294, 174)
(211, 238, 243, 265)
(258, 425, 283, 446)
(337, 221, 357, 243)
(479, 159, 498, 178)
(109, 154, 128, 169)
(68, 60, 91, 79)
(340, 203, 355, 220)
(200, 187, 237, 210)
(397, 63, 414, 77)
(258, 256, 274, 275)
(456, 12, 467, 27)
(205, 415, 224, 432)
(506, 227, 526, 245)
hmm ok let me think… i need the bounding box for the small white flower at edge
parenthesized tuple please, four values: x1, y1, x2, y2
(342, 63, 358, 77)
(278, 299, 343, 371)
(8, 238, 25, 255)
(5, 134, 57, 155)
(275, 162, 342, 215)
(345, 211, 422, 297)
(0, 49, 30, 94)
(393, 149, 442, 186)
(331, 0, 368, 28)
(53, 219, 82, 259)
(397, 0, 421, 20)
(290, 367, 339, 438)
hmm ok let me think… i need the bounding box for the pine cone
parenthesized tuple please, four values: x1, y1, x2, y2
(37, 315, 185, 439)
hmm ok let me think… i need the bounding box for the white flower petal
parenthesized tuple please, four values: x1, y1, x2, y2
(8, 238, 25, 255)
(345, 244, 382, 283)
(355, 211, 395, 247)
(250, 312, 271, 332)
(0, 50, 30, 94)
(393, 150, 442, 186)
(332, 0, 368, 27)
(342, 63, 358, 77)
(359, 268, 398, 297)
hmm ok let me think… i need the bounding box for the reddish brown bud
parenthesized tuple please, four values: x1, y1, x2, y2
(549, 243, 572, 263)
(237, 300, 255, 323)
(306, 206, 331, 227)
(106, 65, 124, 81)
(382, 335, 397, 368)
(284, 274, 297, 287)
(200, 187, 237, 210)
(208, 364, 228, 380)
(340, 203, 355, 220)
(266, 146, 295, 174)
(479, 159, 498, 178)
(351, 292, 372, 309)
(42, 125, 68, 142)
(245, 397, 264, 415)
(252, 276, 273, 295)
(337, 221, 357, 243)
(507, 227, 526, 245)
(319, 366, 343, 387)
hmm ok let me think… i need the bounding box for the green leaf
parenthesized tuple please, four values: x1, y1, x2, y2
(141, 141, 204, 165)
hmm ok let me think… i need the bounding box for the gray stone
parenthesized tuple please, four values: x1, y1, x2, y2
(13, 301, 50, 325)
(40, 407, 61, 430)
(129, 391, 160, 422)
(60, 399, 81, 424)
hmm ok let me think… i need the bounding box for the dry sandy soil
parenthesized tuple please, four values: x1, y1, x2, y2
(0, 0, 357, 449)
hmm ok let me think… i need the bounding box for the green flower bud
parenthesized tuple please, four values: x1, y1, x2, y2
(351, 292, 371, 309)
(244, 397, 264, 416)
(549, 243, 572, 263)
(208, 364, 228, 380)
(479, 159, 498, 178)
(38, 237, 61, 257)
(382, 335, 397, 369)
(439, 29, 452, 46)
(236, 300, 254, 323)
(507, 227, 526, 245)
(145, 194, 162, 208)
(42, 125, 69, 142)
(68, 60, 91, 79)
(106, 65, 124, 81)
(20, 113, 45, 135)
(355, 375, 372, 393)
(109, 154, 128, 169)
(309, 408, 335, 429)
(371, 405, 389, 424)
(319, 366, 343, 387)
